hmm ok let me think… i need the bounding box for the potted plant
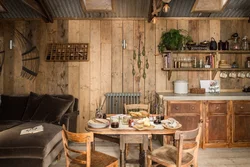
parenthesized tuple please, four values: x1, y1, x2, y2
(158, 29, 192, 53)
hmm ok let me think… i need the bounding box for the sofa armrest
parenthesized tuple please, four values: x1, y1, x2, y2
(59, 111, 79, 132)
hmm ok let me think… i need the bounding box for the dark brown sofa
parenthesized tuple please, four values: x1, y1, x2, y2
(0, 92, 79, 167)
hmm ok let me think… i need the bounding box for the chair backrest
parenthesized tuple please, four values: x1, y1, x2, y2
(124, 103, 150, 114)
(62, 125, 94, 167)
(174, 123, 202, 167)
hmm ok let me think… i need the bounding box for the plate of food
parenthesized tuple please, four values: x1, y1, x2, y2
(133, 117, 154, 130)
(161, 118, 182, 130)
(129, 110, 149, 118)
(88, 119, 109, 128)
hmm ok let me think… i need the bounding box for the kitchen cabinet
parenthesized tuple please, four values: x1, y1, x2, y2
(162, 50, 250, 80)
(232, 101, 250, 147)
(167, 101, 202, 131)
(204, 101, 230, 148)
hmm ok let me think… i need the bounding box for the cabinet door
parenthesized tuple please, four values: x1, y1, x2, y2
(232, 101, 250, 145)
(205, 101, 229, 147)
(168, 101, 202, 131)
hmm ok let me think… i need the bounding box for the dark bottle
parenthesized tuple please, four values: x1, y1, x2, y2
(218, 40, 223, 50)
(224, 40, 229, 50)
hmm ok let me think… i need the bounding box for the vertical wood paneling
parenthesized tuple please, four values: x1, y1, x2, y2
(144, 21, 156, 105)
(44, 21, 61, 94)
(123, 20, 134, 92)
(111, 21, 123, 92)
(89, 20, 101, 119)
(100, 20, 112, 112)
(210, 20, 220, 80)
(2, 19, 250, 131)
(13, 21, 27, 94)
(3, 22, 15, 94)
(198, 20, 210, 80)
(242, 21, 250, 87)
(0, 22, 4, 94)
(155, 19, 167, 92)
(177, 20, 189, 82)
(133, 20, 145, 101)
(188, 20, 199, 88)
(35, 21, 47, 94)
(79, 20, 90, 132)
(166, 20, 177, 90)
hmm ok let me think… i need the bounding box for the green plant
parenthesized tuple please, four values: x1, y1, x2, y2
(158, 29, 192, 53)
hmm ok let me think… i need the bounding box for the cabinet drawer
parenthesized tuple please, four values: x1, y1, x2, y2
(208, 101, 227, 114)
(169, 101, 200, 113)
(233, 101, 250, 113)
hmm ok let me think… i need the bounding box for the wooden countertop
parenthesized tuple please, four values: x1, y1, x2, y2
(156, 92, 250, 100)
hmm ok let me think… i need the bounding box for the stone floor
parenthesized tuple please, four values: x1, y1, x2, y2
(51, 139, 250, 167)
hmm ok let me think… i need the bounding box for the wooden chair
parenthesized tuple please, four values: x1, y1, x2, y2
(124, 103, 152, 152)
(62, 125, 118, 167)
(147, 123, 202, 167)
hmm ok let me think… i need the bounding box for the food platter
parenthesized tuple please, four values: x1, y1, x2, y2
(162, 123, 182, 130)
(161, 118, 182, 130)
(88, 119, 109, 129)
(133, 124, 155, 131)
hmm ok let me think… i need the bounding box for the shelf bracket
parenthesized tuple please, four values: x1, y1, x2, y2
(212, 70, 218, 80)
(168, 70, 172, 80)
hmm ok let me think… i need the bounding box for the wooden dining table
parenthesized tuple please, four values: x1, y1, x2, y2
(86, 118, 177, 167)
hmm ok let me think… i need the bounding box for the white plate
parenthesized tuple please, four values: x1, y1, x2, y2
(88, 119, 109, 128)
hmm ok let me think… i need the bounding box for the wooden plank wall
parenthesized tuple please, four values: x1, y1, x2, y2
(0, 18, 250, 131)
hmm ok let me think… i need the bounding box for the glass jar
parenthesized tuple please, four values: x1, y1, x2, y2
(95, 109, 103, 118)
(245, 57, 250, 68)
(110, 116, 120, 128)
(242, 36, 249, 50)
(230, 37, 241, 50)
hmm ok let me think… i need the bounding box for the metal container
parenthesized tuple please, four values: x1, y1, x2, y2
(174, 80, 188, 94)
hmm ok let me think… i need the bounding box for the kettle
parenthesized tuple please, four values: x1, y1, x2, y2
(210, 37, 217, 50)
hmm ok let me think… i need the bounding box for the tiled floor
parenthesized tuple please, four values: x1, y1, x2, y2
(51, 139, 250, 167)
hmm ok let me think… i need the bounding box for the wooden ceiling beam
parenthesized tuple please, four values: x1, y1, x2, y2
(21, 0, 53, 23)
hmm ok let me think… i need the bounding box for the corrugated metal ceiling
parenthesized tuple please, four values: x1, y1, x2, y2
(0, 0, 250, 20)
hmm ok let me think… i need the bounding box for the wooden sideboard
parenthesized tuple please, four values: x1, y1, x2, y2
(158, 92, 250, 148)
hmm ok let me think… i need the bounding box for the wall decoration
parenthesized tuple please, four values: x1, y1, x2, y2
(46, 43, 89, 62)
(14, 28, 39, 80)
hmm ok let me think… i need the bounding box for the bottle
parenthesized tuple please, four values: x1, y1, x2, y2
(242, 36, 249, 50)
(218, 40, 223, 50)
(224, 40, 229, 50)
(245, 57, 250, 68)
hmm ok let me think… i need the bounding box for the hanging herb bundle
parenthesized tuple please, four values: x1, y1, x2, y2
(132, 33, 149, 81)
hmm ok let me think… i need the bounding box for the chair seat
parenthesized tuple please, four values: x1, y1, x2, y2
(69, 150, 118, 167)
(149, 145, 193, 167)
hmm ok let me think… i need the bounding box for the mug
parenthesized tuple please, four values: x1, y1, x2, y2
(220, 72, 228, 78)
(238, 72, 246, 78)
(229, 72, 237, 78)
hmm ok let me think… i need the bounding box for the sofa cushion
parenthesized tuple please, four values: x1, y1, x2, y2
(0, 120, 24, 132)
(0, 95, 29, 120)
(53, 94, 75, 113)
(22, 92, 44, 121)
(31, 95, 73, 123)
(0, 122, 62, 159)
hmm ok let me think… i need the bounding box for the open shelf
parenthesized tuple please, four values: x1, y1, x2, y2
(162, 50, 250, 54)
(162, 68, 250, 80)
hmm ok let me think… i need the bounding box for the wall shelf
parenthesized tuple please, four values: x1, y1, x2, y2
(162, 68, 250, 80)
(162, 50, 250, 54)
(46, 43, 89, 62)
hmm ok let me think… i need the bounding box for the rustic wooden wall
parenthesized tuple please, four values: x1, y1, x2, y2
(0, 18, 250, 131)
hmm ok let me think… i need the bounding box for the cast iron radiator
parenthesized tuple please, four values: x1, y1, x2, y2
(105, 92, 141, 114)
